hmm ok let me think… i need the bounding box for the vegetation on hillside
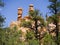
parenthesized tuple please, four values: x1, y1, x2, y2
(0, 0, 60, 45)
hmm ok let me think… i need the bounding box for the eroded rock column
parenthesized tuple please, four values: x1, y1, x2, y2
(17, 8, 23, 21)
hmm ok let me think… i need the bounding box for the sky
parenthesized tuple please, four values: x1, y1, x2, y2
(1, 0, 50, 27)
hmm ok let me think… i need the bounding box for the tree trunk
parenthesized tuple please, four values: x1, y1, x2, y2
(35, 20, 38, 39)
(55, 22, 59, 45)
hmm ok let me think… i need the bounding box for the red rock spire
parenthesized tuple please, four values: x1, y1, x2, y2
(17, 8, 23, 21)
(29, 4, 34, 12)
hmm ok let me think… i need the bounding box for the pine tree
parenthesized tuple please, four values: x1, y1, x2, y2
(48, 0, 60, 45)
(0, 0, 5, 27)
(21, 9, 45, 40)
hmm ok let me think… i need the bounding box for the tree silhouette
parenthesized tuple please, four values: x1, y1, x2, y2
(0, 0, 5, 27)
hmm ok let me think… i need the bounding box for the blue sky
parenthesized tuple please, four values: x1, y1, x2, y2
(1, 0, 50, 27)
